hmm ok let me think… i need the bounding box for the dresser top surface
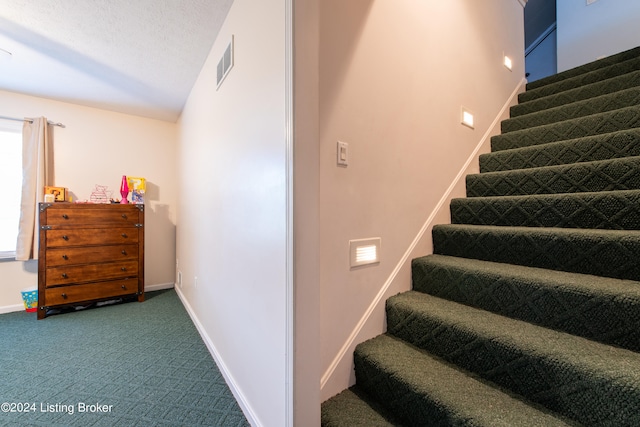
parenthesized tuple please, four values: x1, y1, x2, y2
(40, 202, 144, 211)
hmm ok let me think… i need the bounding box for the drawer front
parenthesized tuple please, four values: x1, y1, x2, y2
(44, 279, 138, 306)
(46, 244, 138, 266)
(46, 260, 139, 286)
(44, 207, 141, 226)
(46, 228, 138, 247)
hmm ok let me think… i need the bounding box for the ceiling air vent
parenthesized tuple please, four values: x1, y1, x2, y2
(217, 36, 234, 89)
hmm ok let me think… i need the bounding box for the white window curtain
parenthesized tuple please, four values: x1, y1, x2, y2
(15, 117, 51, 261)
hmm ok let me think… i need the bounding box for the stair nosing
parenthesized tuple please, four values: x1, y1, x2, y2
(525, 46, 640, 91)
(388, 290, 640, 368)
(512, 70, 640, 117)
(481, 128, 640, 172)
(491, 105, 640, 151)
(522, 55, 640, 102)
(413, 254, 640, 301)
(469, 154, 640, 181)
(503, 86, 640, 133)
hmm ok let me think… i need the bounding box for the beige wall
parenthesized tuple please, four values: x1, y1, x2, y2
(175, 0, 289, 425)
(0, 90, 177, 312)
(318, 0, 526, 400)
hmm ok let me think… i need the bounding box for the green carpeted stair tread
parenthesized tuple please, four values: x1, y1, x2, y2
(525, 46, 640, 91)
(411, 254, 640, 351)
(491, 105, 640, 152)
(480, 129, 640, 172)
(466, 156, 640, 197)
(432, 223, 640, 281)
(520, 55, 640, 103)
(450, 189, 640, 229)
(512, 70, 640, 118)
(354, 334, 574, 427)
(385, 291, 640, 426)
(502, 86, 640, 133)
(321, 386, 404, 427)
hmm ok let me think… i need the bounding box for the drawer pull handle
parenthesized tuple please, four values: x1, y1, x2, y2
(62, 255, 68, 260)
(121, 285, 127, 289)
(61, 273, 68, 278)
(121, 233, 128, 238)
(61, 293, 67, 299)
(121, 250, 127, 255)
(62, 235, 69, 240)
(121, 267, 127, 271)
(62, 214, 69, 219)
(122, 214, 127, 219)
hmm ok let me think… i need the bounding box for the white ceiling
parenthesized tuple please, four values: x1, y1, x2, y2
(0, 0, 234, 122)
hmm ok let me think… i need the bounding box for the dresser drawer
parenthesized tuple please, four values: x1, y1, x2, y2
(43, 207, 141, 226)
(46, 244, 138, 267)
(46, 260, 139, 286)
(44, 279, 138, 306)
(46, 228, 139, 247)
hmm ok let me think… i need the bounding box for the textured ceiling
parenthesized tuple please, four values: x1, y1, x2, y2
(0, 0, 233, 122)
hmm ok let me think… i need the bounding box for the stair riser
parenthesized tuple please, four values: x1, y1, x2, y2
(512, 70, 640, 117)
(354, 352, 453, 426)
(467, 157, 640, 197)
(520, 55, 640, 103)
(491, 106, 640, 152)
(480, 129, 640, 173)
(526, 46, 640, 91)
(432, 225, 640, 281)
(503, 88, 640, 133)
(385, 298, 640, 426)
(411, 256, 640, 351)
(450, 191, 640, 230)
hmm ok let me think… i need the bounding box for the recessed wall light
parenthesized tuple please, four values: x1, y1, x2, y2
(461, 107, 474, 129)
(349, 238, 381, 268)
(504, 55, 513, 71)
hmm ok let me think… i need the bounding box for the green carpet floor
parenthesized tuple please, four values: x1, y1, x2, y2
(0, 290, 249, 427)
(322, 46, 640, 426)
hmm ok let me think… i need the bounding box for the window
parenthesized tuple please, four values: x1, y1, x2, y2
(0, 124, 22, 259)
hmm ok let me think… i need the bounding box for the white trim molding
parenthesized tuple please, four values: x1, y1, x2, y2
(0, 304, 26, 315)
(145, 282, 175, 292)
(284, 0, 294, 424)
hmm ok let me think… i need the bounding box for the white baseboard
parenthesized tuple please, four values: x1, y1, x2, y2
(174, 286, 260, 427)
(0, 304, 26, 315)
(145, 282, 175, 292)
(0, 283, 176, 316)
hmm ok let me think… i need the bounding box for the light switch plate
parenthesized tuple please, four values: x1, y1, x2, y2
(337, 141, 348, 166)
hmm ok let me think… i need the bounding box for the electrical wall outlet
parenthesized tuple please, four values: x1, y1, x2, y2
(177, 271, 183, 288)
(194, 276, 198, 288)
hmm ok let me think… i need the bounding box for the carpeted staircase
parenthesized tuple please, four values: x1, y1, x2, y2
(321, 46, 640, 426)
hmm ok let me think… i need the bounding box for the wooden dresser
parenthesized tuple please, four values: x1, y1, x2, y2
(38, 203, 144, 319)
